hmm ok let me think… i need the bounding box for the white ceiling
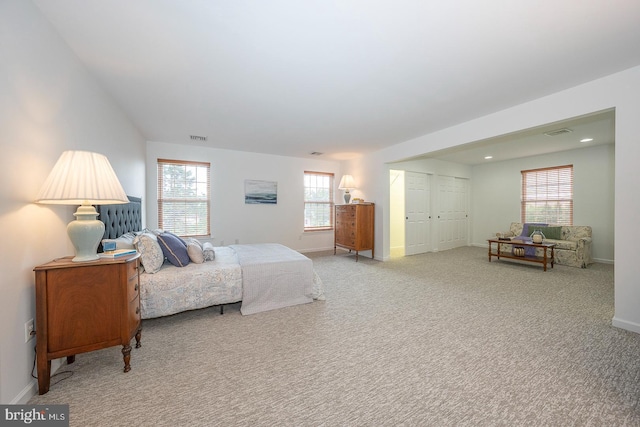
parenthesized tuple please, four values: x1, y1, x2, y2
(34, 1, 640, 161)
(417, 109, 616, 165)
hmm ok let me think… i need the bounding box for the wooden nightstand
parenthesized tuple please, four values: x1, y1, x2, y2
(33, 253, 142, 395)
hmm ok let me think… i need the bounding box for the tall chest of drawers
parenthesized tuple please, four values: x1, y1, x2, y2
(334, 203, 375, 261)
(33, 253, 142, 394)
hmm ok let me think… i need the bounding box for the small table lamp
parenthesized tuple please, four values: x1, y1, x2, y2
(36, 150, 129, 262)
(338, 174, 356, 204)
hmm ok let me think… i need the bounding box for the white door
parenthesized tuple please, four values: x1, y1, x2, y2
(453, 177, 469, 246)
(437, 176, 469, 251)
(405, 171, 431, 255)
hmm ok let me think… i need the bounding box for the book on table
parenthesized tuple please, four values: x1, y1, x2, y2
(99, 249, 137, 258)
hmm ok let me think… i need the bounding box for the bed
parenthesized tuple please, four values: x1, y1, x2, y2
(98, 197, 324, 318)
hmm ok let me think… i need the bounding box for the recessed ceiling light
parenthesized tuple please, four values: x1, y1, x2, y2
(580, 138, 593, 143)
(484, 155, 493, 160)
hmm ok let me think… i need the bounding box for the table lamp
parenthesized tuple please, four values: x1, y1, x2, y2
(338, 174, 356, 204)
(36, 150, 129, 262)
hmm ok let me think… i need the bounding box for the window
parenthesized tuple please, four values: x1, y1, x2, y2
(304, 171, 334, 231)
(521, 165, 573, 225)
(157, 159, 210, 237)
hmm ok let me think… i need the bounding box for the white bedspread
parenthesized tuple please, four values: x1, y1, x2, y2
(230, 243, 317, 315)
(140, 244, 324, 319)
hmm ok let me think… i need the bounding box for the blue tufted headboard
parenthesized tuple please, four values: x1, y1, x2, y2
(97, 196, 142, 251)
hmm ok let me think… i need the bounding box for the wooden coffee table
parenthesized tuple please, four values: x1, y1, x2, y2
(487, 238, 556, 271)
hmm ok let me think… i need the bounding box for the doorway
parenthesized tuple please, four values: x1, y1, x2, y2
(436, 176, 469, 251)
(390, 170, 432, 257)
(390, 170, 469, 257)
(405, 171, 431, 255)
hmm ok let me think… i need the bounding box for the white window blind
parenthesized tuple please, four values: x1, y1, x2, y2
(521, 165, 573, 225)
(157, 159, 210, 237)
(304, 171, 334, 231)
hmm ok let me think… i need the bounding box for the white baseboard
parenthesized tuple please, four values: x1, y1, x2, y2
(11, 381, 37, 404)
(612, 317, 640, 334)
(11, 357, 65, 404)
(592, 257, 614, 264)
(298, 246, 335, 254)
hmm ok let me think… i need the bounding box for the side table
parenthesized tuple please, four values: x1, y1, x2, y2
(34, 253, 142, 394)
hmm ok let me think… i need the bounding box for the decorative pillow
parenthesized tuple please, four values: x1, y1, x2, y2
(157, 232, 190, 267)
(202, 242, 216, 261)
(530, 225, 562, 240)
(186, 242, 205, 264)
(521, 223, 547, 237)
(138, 228, 164, 236)
(184, 237, 203, 249)
(133, 233, 164, 274)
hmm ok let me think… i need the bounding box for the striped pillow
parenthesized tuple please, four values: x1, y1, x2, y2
(157, 232, 190, 267)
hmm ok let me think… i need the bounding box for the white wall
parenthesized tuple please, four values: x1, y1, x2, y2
(146, 141, 341, 252)
(0, 0, 145, 404)
(471, 144, 615, 262)
(389, 158, 473, 180)
(346, 65, 640, 334)
(389, 170, 405, 256)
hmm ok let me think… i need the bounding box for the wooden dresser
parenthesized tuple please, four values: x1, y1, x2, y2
(334, 203, 375, 261)
(34, 253, 142, 395)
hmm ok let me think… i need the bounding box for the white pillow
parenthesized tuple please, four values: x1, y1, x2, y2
(202, 242, 215, 261)
(133, 233, 164, 273)
(184, 237, 203, 249)
(186, 241, 204, 264)
(137, 228, 164, 236)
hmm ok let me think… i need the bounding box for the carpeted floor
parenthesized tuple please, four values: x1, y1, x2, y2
(29, 247, 640, 426)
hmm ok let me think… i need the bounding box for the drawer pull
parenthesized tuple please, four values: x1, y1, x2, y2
(134, 284, 139, 291)
(136, 307, 140, 314)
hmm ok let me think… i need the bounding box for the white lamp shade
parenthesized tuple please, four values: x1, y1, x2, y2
(36, 151, 129, 262)
(338, 174, 356, 190)
(36, 150, 129, 205)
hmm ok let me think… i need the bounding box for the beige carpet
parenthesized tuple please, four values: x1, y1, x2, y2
(29, 247, 640, 426)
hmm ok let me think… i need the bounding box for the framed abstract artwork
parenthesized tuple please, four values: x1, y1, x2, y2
(244, 180, 277, 204)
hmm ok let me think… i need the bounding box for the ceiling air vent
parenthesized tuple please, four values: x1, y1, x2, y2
(544, 128, 572, 137)
(190, 135, 208, 142)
